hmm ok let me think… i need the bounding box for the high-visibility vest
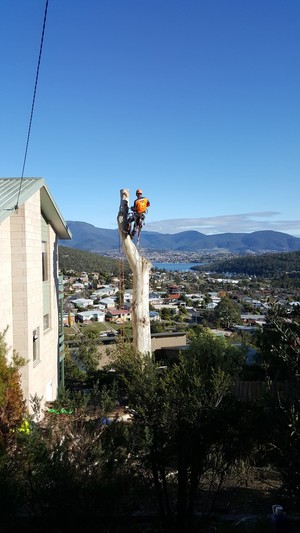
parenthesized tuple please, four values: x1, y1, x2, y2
(134, 197, 149, 214)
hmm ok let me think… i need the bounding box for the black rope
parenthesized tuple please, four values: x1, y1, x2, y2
(15, 0, 49, 209)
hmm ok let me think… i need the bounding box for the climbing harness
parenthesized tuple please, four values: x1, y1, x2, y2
(127, 209, 147, 245)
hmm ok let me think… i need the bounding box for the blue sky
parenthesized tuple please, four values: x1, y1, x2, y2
(1, 0, 300, 235)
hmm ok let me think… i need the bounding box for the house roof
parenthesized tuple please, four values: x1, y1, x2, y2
(106, 309, 130, 316)
(0, 178, 72, 239)
(77, 310, 105, 318)
(151, 332, 186, 338)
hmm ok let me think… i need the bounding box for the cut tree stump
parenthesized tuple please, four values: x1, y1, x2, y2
(117, 189, 152, 356)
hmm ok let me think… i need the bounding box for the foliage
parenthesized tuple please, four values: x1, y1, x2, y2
(197, 250, 300, 280)
(214, 297, 241, 329)
(0, 330, 27, 444)
(64, 345, 86, 384)
(77, 330, 100, 375)
(59, 245, 129, 277)
(3, 305, 300, 526)
(256, 304, 300, 381)
(160, 307, 172, 321)
(112, 336, 253, 532)
(1, 398, 138, 525)
(187, 328, 245, 378)
(151, 321, 165, 333)
(256, 305, 300, 508)
(65, 331, 101, 386)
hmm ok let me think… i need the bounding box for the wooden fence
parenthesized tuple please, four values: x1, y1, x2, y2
(234, 380, 299, 401)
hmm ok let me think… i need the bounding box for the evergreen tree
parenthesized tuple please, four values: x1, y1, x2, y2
(113, 334, 250, 532)
(214, 297, 241, 329)
(257, 305, 300, 509)
(0, 329, 26, 444)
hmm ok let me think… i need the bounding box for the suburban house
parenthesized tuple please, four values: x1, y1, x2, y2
(70, 297, 94, 308)
(149, 310, 160, 322)
(75, 310, 105, 323)
(99, 297, 116, 309)
(240, 314, 266, 325)
(91, 286, 119, 299)
(105, 308, 131, 323)
(0, 177, 71, 415)
(151, 331, 188, 363)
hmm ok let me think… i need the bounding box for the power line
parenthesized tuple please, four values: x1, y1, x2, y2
(15, 0, 49, 209)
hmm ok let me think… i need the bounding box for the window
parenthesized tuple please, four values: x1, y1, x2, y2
(33, 328, 40, 364)
(42, 241, 48, 281)
(43, 313, 50, 331)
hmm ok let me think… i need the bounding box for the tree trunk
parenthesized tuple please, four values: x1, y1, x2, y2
(176, 429, 188, 533)
(117, 189, 152, 356)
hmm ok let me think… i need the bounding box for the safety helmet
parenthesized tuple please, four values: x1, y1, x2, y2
(136, 189, 142, 196)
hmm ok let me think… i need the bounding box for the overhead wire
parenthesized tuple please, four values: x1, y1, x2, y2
(15, 0, 49, 210)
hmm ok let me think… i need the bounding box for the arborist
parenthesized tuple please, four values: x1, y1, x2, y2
(128, 189, 150, 239)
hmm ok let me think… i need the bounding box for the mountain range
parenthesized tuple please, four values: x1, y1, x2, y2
(61, 221, 300, 254)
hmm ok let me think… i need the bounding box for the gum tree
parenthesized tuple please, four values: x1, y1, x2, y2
(117, 189, 152, 356)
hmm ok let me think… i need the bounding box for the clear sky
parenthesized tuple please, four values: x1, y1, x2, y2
(1, 0, 300, 235)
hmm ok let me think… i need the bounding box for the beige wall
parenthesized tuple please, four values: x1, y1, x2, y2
(0, 216, 14, 358)
(152, 303, 179, 313)
(151, 333, 187, 351)
(1, 192, 60, 416)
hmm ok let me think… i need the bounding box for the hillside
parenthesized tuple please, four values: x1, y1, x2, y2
(58, 246, 126, 275)
(194, 250, 300, 278)
(62, 221, 300, 254)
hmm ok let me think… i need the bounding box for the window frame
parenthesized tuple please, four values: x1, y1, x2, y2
(33, 328, 40, 365)
(42, 240, 48, 282)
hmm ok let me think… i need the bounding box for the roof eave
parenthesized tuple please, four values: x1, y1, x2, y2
(40, 185, 72, 240)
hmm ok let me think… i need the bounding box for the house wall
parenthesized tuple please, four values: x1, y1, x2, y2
(0, 216, 14, 358)
(151, 333, 187, 351)
(152, 303, 179, 313)
(9, 192, 59, 414)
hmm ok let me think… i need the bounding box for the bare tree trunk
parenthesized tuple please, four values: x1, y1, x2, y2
(117, 189, 152, 356)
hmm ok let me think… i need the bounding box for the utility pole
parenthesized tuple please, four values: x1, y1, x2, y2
(117, 189, 152, 356)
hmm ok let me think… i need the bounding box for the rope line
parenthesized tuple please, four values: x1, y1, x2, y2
(15, 0, 49, 209)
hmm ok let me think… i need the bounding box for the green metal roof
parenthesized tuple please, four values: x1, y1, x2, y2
(0, 178, 72, 240)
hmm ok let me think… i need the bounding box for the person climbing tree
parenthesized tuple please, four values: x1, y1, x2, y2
(128, 189, 150, 239)
(117, 189, 152, 355)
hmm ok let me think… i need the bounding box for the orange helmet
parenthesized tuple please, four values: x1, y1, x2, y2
(136, 189, 142, 196)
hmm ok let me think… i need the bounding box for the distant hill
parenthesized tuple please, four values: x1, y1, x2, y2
(58, 246, 123, 275)
(62, 221, 300, 254)
(193, 250, 300, 278)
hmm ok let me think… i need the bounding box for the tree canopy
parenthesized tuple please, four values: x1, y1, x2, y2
(0, 330, 26, 444)
(194, 250, 300, 279)
(214, 297, 241, 329)
(59, 245, 128, 276)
